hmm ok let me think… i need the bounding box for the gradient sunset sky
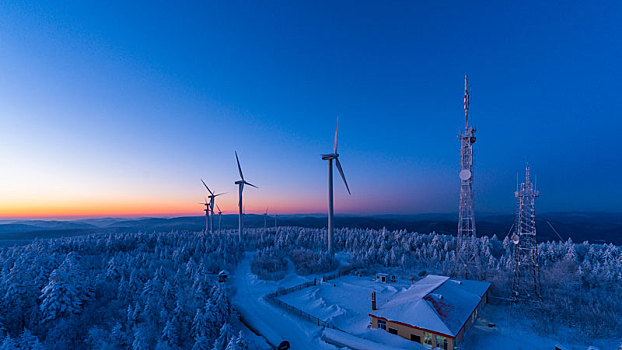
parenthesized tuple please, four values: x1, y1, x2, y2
(1, 1, 621, 219)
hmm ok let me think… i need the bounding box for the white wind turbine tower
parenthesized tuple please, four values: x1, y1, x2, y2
(199, 198, 209, 233)
(321, 117, 351, 256)
(201, 179, 225, 234)
(234, 151, 257, 242)
(216, 204, 223, 233)
(263, 207, 269, 230)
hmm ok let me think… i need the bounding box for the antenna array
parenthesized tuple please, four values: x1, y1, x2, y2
(511, 162, 542, 300)
(453, 75, 480, 279)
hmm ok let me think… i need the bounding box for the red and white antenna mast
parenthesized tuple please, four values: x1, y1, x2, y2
(464, 74, 470, 129)
(453, 74, 478, 279)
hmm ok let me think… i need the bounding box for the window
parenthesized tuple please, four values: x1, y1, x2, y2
(423, 332, 434, 347)
(377, 319, 386, 330)
(411, 334, 421, 343)
(435, 335, 449, 350)
(388, 328, 398, 335)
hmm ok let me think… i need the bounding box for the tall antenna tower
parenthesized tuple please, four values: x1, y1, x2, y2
(453, 75, 479, 279)
(511, 162, 541, 300)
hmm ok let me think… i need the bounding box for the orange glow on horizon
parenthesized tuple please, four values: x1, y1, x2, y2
(0, 201, 329, 219)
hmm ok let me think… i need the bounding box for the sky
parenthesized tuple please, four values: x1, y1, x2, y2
(0, 1, 621, 218)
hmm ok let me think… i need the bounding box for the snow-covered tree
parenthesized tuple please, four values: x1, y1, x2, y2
(212, 323, 234, 350)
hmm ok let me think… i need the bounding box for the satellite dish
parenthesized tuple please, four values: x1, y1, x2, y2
(459, 169, 472, 181)
(512, 234, 520, 245)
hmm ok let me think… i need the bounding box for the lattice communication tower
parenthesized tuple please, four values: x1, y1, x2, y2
(511, 162, 542, 300)
(453, 75, 479, 279)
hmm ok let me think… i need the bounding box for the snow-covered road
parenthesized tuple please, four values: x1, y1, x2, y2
(231, 253, 335, 350)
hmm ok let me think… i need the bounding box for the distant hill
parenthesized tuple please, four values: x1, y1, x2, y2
(0, 212, 620, 245)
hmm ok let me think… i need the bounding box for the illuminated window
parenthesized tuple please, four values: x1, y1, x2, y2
(423, 332, 434, 347)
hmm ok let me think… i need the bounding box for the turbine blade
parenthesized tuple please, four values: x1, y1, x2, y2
(244, 181, 258, 188)
(334, 116, 339, 153)
(216, 204, 222, 212)
(214, 192, 226, 197)
(235, 151, 244, 180)
(201, 179, 213, 195)
(335, 158, 351, 195)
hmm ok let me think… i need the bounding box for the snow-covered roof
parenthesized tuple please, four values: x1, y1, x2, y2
(369, 275, 491, 337)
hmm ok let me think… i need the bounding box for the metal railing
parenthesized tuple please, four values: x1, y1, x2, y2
(265, 266, 355, 331)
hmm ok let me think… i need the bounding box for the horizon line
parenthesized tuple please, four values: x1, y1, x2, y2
(0, 210, 617, 222)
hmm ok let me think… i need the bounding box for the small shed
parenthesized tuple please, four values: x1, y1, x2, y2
(376, 273, 396, 283)
(218, 270, 229, 283)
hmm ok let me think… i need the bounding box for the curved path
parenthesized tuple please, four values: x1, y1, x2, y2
(231, 253, 335, 350)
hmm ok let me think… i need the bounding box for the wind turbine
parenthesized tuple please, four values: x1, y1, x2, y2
(321, 117, 351, 256)
(201, 179, 225, 234)
(216, 204, 223, 233)
(199, 198, 209, 233)
(234, 151, 257, 242)
(264, 207, 269, 230)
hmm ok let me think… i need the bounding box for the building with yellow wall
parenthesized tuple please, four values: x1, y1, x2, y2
(369, 275, 490, 350)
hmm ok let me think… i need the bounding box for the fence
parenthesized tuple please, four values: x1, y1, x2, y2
(265, 266, 355, 331)
(322, 265, 355, 282)
(268, 279, 317, 298)
(267, 297, 334, 328)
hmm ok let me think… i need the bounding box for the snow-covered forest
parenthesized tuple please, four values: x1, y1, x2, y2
(0, 232, 246, 349)
(1, 227, 620, 349)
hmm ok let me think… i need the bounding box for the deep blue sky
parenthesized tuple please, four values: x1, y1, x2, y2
(0, 1, 620, 217)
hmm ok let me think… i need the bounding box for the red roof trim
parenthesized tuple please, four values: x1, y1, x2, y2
(369, 314, 454, 338)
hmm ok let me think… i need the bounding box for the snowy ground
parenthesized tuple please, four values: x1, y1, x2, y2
(274, 273, 618, 350)
(463, 304, 617, 350)
(231, 253, 421, 350)
(276, 274, 424, 349)
(231, 252, 337, 349)
(232, 254, 618, 350)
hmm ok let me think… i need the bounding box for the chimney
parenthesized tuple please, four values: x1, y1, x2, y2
(372, 292, 377, 311)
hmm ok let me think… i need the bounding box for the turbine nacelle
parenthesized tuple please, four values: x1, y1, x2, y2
(321, 153, 339, 160)
(207, 193, 226, 200)
(235, 180, 257, 188)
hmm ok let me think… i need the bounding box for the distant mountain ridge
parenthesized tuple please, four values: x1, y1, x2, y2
(0, 212, 620, 245)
